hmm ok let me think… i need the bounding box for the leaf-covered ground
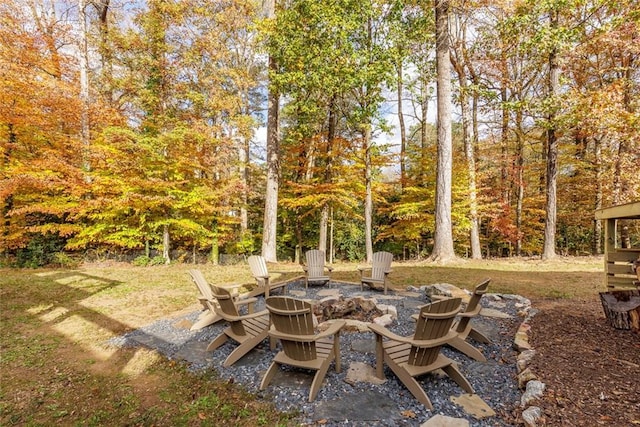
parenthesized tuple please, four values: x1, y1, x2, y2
(526, 297, 640, 426)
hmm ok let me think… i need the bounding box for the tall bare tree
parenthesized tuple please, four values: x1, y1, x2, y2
(542, 6, 560, 260)
(261, 0, 279, 262)
(431, 0, 455, 261)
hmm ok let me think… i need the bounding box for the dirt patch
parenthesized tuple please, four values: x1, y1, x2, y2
(527, 297, 640, 425)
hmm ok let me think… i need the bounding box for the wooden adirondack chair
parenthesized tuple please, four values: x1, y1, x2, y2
(368, 298, 475, 410)
(302, 250, 333, 288)
(359, 251, 393, 294)
(247, 255, 288, 298)
(188, 269, 257, 331)
(446, 279, 492, 362)
(260, 296, 345, 402)
(206, 285, 273, 367)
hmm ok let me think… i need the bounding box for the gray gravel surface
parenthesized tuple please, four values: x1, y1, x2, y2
(110, 281, 526, 426)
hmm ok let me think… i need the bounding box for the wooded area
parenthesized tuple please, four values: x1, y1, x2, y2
(1, 0, 638, 267)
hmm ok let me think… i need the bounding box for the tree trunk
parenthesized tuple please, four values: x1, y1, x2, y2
(329, 206, 334, 264)
(420, 73, 429, 184)
(94, 0, 112, 102)
(2, 124, 16, 258)
(319, 95, 337, 254)
(78, 0, 90, 177)
(295, 218, 302, 264)
(461, 85, 481, 259)
(499, 38, 510, 207)
(593, 137, 602, 254)
(451, 26, 481, 260)
(431, 0, 455, 262)
(261, 55, 280, 262)
(364, 124, 374, 263)
(515, 108, 524, 256)
(163, 224, 171, 264)
(319, 205, 328, 253)
(239, 131, 249, 232)
(261, 0, 279, 262)
(542, 9, 559, 260)
(397, 60, 407, 190)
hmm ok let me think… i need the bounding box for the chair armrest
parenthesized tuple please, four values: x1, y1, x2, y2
(384, 269, 392, 275)
(458, 305, 482, 318)
(268, 329, 317, 343)
(234, 297, 257, 306)
(221, 309, 269, 323)
(410, 330, 459, 348)
(314, 320, 345, 339)
(367, 323, 412, 343)
(268, 320, 346, 342)
(270, 281, 288, 289)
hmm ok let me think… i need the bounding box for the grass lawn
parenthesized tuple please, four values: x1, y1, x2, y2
(0, 256, 607, 426)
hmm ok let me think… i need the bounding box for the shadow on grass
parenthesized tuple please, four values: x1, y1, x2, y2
(0, 268, 292, 426)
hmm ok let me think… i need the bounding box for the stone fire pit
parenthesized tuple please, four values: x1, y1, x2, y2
(309, 293, 397, 332)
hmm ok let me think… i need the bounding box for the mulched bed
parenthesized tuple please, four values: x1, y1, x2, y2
(526, 297, 640, 426)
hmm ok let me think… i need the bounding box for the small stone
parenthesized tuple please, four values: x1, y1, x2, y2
(522, 406, 543, 427)
(376, 304, 398, 319)
(518, 350, 536, 364)
(424, 284, 471, 303)
(317, 289, 341, 297)
(289, 290, 306, 297)
(372, 313, 394, 327)
(450, 394, 496, 419)
(514, 332, 532, 351)
(420, 414, 469, 427)
(173, 319, 193, 329)
(344, 362, 386, 385)
(343, 319, 371, 332)
(521, 380, 546, 407)
(318, 295, 340, 305)
(479, 308, 513, 319)
(517, 367, 538, 389)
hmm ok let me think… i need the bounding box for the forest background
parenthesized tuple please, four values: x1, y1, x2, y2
(1, 0, 638, 268)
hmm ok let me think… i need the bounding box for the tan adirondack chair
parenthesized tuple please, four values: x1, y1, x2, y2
(359, 251, 393, 294)
(446, 279, 492, 362)
(302, 249, 333, 288)
(247, 255, 288, 298)
(260, 296, 345, 402)
(206, 285, 273, 367)
(188, 269, 256, 331)
(368, 298, 474, 410)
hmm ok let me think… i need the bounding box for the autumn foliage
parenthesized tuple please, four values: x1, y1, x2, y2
(1, 0, 638, 266)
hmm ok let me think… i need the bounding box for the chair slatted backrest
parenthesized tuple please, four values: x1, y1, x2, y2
(410, 298, 462, 366)
(466, 279, 490, 313)
(211, 285, 245, 336)
(371, 251, 393, 281)
(266, 296, 317, 362)
(305, 250, 326, 278)
(189, 269, 213, 300)
(455, 279, 490, 333)
(248, 255, 268, 285)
